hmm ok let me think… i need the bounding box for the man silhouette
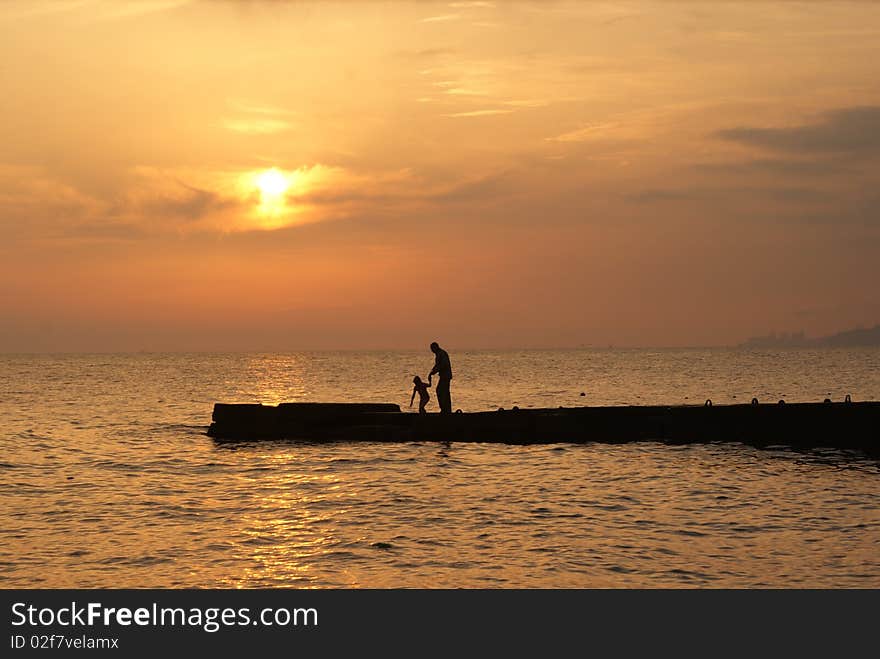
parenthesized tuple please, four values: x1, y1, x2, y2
(429, 342, 453, 414)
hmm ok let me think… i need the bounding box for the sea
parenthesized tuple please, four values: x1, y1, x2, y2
(1, 348, 878, 588)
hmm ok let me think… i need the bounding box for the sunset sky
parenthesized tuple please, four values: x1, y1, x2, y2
(2, 1, 879, 351)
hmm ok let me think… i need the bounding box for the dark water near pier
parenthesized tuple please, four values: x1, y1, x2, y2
(1, 348, 878, 587)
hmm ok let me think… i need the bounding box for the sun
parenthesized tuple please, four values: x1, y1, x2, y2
(256, 168, 291, 202)
(238, 166, 304, 229)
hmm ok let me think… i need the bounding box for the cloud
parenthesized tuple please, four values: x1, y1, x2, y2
(222, 99, 295, 134)
(287, 190, 398, 207)
(448, 2, 495, 7)
(602, 13, 639, 26)
(222, 118, 292, 134)
(546, 122, 619, 142)
(692, 158, 852, 177)
(95, 0, 191, 20)
(626, 186, 834, 205)
(626, 189, 700, 204)
(717, 106, 880, 155)
(287, 169, 516, 210)
(444, 87, 490, 96)
(769, 189, 880, 227)
(7, 165, 249, 238)
(419, 14, 461, 24)
(134, 182, 239, 222)
(0, 164, 108, 239)
(427, 172, 515, 204)
(13, 0, 192, 22)
(56, 221, 148, 242)
(416, 48, 455, 58)
(108, 164, 426, 235)
(503, 99, 550, 108)
(442, 109, 514, 118)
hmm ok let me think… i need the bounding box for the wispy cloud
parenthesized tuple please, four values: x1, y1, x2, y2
(546, 123, 618, 142)
(427, 171, 513, 203)
(226, 100, 296, 117)
(223, 118, 292, 135)
(397, 48, 456, 59)
(222, 99, 295, 135)
(503, 99, 550, 108)
(419, 14, 461, 24)
(444, 88, 490, 96)
(96, 0, 190, 20)
(443, 109, 514, 118)
(4, 0, 192, 24)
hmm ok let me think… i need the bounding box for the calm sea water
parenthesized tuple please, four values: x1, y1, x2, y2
(1, 349, 878, 588)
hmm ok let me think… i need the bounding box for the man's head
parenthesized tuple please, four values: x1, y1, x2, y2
(430, 342, 440, 353)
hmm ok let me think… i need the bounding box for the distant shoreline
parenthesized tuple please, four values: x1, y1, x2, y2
(738, 324, 880, 349)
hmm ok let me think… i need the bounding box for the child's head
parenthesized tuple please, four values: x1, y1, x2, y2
(413, 375, 422, 385)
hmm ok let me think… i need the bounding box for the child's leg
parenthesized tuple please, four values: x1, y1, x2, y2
(419, 396, 428, 414)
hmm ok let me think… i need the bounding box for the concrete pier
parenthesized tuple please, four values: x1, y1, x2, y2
(207, 401, 879, 454)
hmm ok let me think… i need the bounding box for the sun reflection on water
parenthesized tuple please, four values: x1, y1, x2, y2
(237, 355, 316, 406)
(217, 449, 357, 587)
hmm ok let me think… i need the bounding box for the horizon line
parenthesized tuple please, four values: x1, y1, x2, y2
(5, 344, 875, 356)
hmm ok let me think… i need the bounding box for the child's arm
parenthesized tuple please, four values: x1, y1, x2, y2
(427, 374, 432, 387)
(410, 386, 416, 407)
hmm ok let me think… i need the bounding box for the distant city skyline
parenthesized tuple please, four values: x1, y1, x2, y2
(2, 1, 880, 352)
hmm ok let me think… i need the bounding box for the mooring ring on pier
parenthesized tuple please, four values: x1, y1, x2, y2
(751, 397, 759, 406)
(704, 399, 712, 407)
(845, 394, 852, 403)
(778, 399, 785, 405)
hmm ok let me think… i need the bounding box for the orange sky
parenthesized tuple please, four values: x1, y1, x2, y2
(2, 1, 879, 351)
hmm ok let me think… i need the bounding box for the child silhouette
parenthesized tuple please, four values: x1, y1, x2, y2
(410, 375, 432, 414)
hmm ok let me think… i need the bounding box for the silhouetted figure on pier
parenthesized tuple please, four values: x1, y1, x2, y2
(429, 342, 453, 414)
(410, 375, 432, 414)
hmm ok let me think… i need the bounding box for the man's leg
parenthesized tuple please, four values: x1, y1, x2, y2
(438, 378, 451, 414)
